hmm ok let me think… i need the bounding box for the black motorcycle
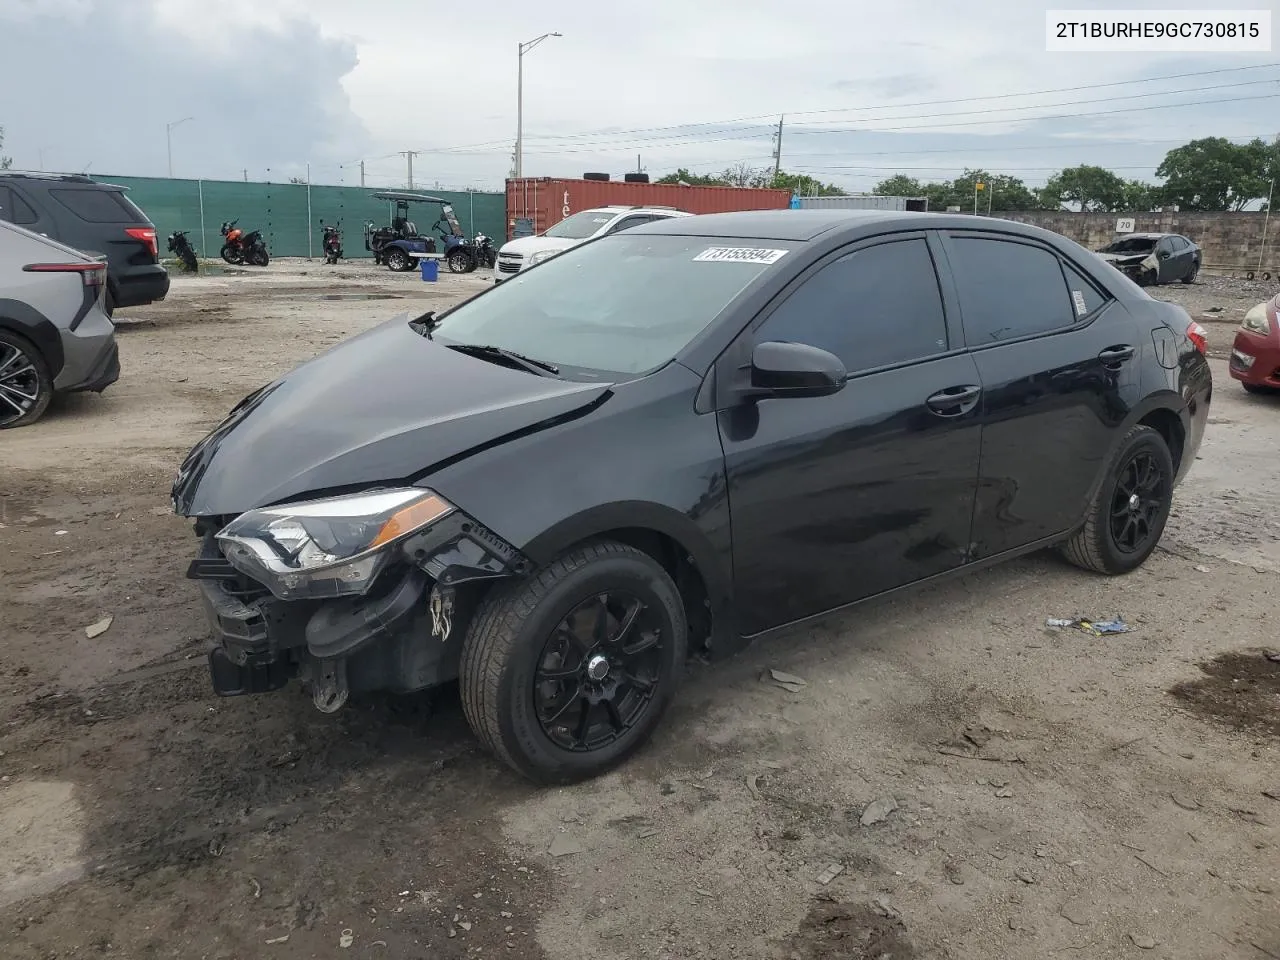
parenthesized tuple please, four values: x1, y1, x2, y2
(167, 230, 198, 273)
(220, 220, 270, 267)
(472, 232, 497, 269)
(321, 221, 342, 264)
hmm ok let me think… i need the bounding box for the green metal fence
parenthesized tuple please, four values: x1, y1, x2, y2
(97, 175, 506, 261)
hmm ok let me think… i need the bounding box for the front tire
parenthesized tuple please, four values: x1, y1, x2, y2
(220, 245, 241, 265)
(1060, 424, 1174, 575)
(0, 330, 53, 428)
(460, 540, 687, 784)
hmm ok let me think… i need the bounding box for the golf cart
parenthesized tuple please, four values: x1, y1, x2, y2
(364, 192, 478, 273)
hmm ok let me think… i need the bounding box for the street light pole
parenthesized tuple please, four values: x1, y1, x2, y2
(166, 117, 194, 178)
(515, 32, 561, 179)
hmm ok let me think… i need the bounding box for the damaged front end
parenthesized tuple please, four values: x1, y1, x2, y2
(187, 488, 529, 712)
(1098, 250, 1159, 286)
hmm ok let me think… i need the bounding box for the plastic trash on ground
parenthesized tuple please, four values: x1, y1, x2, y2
(1046, 616, 1132, 636)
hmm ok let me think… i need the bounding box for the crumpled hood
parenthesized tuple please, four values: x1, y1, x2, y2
(1098, 251, 1157, 268)
(171, 315, 612, 517)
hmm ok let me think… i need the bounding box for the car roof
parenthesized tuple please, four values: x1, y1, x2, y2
(1114, 233, 1180, 240)
(585, 206, 692, 216)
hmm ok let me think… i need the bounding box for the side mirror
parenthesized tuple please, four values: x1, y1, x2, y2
(748, 340, 847, 399)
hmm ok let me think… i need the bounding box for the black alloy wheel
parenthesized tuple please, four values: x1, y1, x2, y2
(459, 540, 688, 784)
(0, 330, 53, 428)
(1060, 424, 1174, 575)
(447, 249, 473, 273)
(533, 592, 665, 752)
(1108, 450, 1167, 555)
(386, 248, 412, 272)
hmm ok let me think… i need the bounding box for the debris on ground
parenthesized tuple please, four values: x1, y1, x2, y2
(339, 929, 354, 948)
(768, 669, 808, 692)
(1265, 650, 1280, 663)
(1130, 933, 1158, 950)
(859, 796, 898, 827)
(84, 616, 113, 639)
(1171, 793, 1201, 811)
(548, 834, 585, 857)
(1195, 565, 1212, 573)
(746, 774, 763, 800)
(815, 863, 845, 885)
(1046, 616, 1132, 636)
(265, 935, 290, 944)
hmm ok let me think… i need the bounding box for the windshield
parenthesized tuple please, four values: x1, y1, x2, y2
(544, 210, 617, 240)
(1101, 237, 1156, 254)
(429, 234, 795, 377)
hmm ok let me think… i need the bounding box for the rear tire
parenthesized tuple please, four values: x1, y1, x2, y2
(460, 540, 687, 784)
(1060, 424, 1174, 575)
(1181, 263, 1199, 284)
(386, 248, 412, 272)
(0, 329, 53, 429)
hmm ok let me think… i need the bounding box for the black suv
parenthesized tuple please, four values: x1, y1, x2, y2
(0, 173, 169, 313)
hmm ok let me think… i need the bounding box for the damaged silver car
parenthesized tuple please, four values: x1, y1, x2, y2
(1096, 233, 1200, 287)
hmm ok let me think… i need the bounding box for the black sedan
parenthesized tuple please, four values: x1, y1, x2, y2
(1096, 232, 1201, 286)
(172, 210, 1212, 783)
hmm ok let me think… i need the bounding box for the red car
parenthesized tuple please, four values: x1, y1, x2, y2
(1229, 293, 1280, 393)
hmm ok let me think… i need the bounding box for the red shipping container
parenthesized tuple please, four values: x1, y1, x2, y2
(505, 177, 792, 241)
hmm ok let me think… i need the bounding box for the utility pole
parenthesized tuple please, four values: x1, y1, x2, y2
(359, 160, 366, 188)
(516, 32, 562, 179)
(772, 115, 785, 179)
(166, 116, 193, 178)
(400, 150, 419, 189)
(637, 153, 642, 174)
(242, 169, 248, 182)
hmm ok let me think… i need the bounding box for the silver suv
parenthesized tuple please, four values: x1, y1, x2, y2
(0, 219, 120, 427)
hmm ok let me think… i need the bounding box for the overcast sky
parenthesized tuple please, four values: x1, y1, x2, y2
(1, 0, 1276, 193)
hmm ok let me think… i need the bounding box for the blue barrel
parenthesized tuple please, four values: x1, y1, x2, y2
(420, 258, 439, 282)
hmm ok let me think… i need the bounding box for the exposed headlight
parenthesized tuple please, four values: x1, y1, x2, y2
(216, 488, 454, 600)
(526, 250, 558, 266)
(1242, 302, 1272, 336)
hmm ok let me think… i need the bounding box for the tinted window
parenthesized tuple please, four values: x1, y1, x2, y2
(757, 238, 948, 371)
(1062, 262, 1108, 318)
(1171, 236, 1189, 250)
(0, 186, 38, 225)
(610, 216, 653, 233)
(49, 188, 139, 223)
(948, 237, 1075, 344)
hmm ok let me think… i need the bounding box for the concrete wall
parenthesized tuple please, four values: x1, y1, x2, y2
(991, 210, 1280, 274)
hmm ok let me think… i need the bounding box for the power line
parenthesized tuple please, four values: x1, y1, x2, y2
(509, 63, 1280, 144)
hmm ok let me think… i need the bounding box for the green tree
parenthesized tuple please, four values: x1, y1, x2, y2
(1120, 179, 1160, 212)
(772, 169, 845, 196)
(0, 126, 11, 170)
(950, 169, 1039, 211)
(873, 175, 925, 197)
(654, 167, 728, 186)
(1039, 164, 1128, 212)
(1156, 136, 1275, 211)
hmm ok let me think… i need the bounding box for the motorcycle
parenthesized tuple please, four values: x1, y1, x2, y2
(220, 220, 270, 266)
(472, 232, 497, 269)
(320, 221, 342, 264)
(167, 229, 198, 273)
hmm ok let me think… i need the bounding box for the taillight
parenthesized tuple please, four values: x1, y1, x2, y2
(1187, 321, 1208, 354)
(126, 226, 158, 257)
(23, 262, 107, 287)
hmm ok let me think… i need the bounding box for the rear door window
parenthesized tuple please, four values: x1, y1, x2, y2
(0, 186, 39, 225)
(1061, 261, 1109, 318)
(756, 237, 949, 373)
(49, 188, 143, 223)
(946, 237, 1075, 345)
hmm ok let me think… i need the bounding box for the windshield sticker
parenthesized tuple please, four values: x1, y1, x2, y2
(592, 217, 611, 223)
(1071, 290, 1087, 316)
(693, 247, 789, 264)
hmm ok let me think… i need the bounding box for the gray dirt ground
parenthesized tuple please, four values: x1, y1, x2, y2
(1, 260, 1278, 960)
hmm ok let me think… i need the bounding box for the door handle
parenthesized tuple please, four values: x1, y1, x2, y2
(926, 384, 982, 416)
(1098, 345, 1135, 367)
